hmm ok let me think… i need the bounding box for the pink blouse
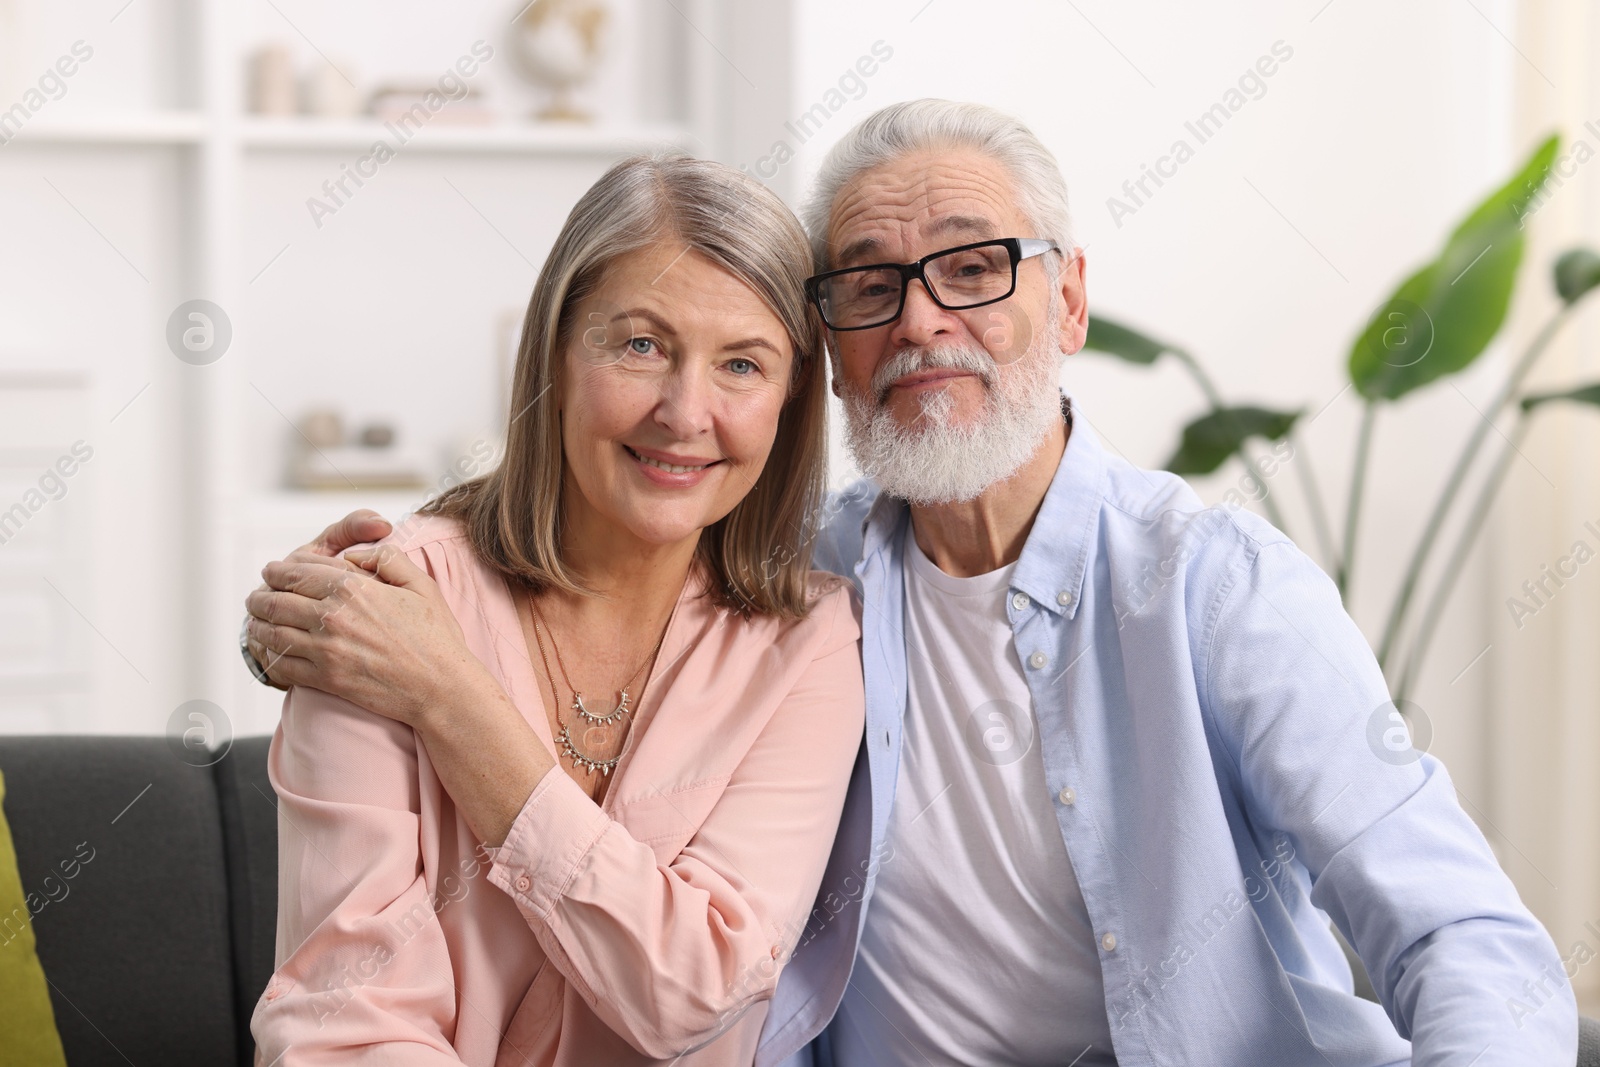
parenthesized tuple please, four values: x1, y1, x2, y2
(250, 514, 865, 1065)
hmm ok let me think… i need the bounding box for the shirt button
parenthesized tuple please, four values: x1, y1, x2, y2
(1057, 590, 1074, 607)
(514, 874, 532, 893)
(1058, 786, 1076, 806)
(1011, 591, 1030, 611)
(1101, 932, 1118, 952)
(1027, 651, 1048, 670)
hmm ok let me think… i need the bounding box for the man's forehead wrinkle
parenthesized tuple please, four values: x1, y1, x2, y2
(826, 155, 1024, 265)
(827, 172, 925, 260)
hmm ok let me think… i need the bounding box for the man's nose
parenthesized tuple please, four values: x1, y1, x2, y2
(890, 278, 962, 348)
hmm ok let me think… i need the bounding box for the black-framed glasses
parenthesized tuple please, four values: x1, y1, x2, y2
(805, 237, 1060, 331)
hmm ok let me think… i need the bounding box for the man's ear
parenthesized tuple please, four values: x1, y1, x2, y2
(1057, 249, 1090, 356)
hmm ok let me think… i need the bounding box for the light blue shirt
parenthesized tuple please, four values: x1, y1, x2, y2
(756, 395, 1576, 1067)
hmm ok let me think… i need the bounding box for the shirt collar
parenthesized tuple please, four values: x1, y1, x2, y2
(859, 480, 908, 563)
(1010, 394, 1104, 619)
(857, 393, 1105, 619)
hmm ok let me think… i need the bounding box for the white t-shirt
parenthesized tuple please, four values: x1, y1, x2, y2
(831, 524, 1116, 1066)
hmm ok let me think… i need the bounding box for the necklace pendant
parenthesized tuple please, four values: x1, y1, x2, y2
(572, 688, 631, 726)
(555, 723, 621, 776)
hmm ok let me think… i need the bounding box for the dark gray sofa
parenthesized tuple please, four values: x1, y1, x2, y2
(1, 732, 1595, 1065)
(0, 734, 276, 1067)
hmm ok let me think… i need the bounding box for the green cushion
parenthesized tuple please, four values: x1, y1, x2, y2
(0, 768, 68, 1066)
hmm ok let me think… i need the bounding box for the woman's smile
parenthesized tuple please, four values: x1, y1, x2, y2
(622, 443, 724, 487)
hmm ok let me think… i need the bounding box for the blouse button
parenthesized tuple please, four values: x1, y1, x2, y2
(1058, 590, 1074, 607)
(1027, 651, 1048, 670)
(1058, 786, 1076, 806)
(1011, 592, 1030, 611)
(1101, 931, 1118, 952)
(514, 874, 532, 893)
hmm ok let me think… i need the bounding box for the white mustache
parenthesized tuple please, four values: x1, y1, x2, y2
(871, 344, 997, 403)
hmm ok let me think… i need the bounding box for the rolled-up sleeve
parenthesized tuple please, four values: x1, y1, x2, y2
(1201, 536, 1577, 1066)
(484, 586, 865, 1060)
(250, 681, 462, 1064)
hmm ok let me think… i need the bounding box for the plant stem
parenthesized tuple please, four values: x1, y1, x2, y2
(1375, 308, 1570, 673)
(1248, 444, 1289, 532)
(1172, 347, 1291, 532)
(1338, 400, 1377, 602)
(1172, 347, 1225, 408)
(1394, 412, 1531, 704)
(1291, 427, 1339, 571)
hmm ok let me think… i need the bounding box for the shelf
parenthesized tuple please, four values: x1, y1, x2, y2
(238, 118, 694, 155)
(2, 115, 693, 156)
(8, 112, 205, 146)
(237, 488, 435, 523)
(231, 490, 437, 572)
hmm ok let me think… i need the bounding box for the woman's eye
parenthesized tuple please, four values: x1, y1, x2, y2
(627, 337, 659, 356)
(728, 357, 757, 375)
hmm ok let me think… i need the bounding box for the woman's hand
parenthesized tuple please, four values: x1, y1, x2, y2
(247, 543, 492, 729)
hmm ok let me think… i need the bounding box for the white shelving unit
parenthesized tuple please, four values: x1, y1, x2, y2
(0, 0, 799, 738)
(237, 117, 693, 154)
(14, 115, 695, 153)
(14, 112, 206, 144)
(0, 374, 95, 734)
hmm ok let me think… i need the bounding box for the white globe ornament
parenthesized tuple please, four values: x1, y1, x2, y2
(510, 0, 610, 122)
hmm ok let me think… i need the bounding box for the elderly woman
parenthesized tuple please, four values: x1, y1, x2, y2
(246, 154, 864, 1065)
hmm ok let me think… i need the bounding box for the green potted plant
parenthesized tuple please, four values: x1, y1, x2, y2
(1084, 133, 1600, 703)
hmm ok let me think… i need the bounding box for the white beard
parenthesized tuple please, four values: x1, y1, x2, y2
(840, 315, 1064, 505)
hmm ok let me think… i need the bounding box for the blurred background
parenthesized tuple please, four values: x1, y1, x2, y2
(0, 0, 1595, 1012)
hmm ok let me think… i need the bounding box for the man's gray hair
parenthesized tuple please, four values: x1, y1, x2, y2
(801, 98, 1076, 273)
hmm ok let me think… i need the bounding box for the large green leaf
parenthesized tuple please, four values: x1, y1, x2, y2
(1348, 134, 1560, 401)
(1084, 315, 1170, 365)
(1164, 405, 1302, 475)
(1555, 248, 1600, 304)
(1520, 381, 1600, 412)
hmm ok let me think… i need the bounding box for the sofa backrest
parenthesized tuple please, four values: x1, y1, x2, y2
(215, 734, 280, 1064)
(0, 734, 277, 1067)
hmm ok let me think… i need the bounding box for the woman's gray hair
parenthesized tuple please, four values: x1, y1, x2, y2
(801, 98, 1076, 273)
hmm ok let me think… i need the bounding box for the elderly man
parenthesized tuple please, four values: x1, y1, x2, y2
(245, 100, 1576, 1065)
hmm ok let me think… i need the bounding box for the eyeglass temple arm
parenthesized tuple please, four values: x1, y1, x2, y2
(1017, 238, 1061, 260)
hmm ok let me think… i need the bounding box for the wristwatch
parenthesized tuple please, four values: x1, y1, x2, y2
(240, 616, 273, 685)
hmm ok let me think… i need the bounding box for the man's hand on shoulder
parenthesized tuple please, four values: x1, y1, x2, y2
(242, 509, 393, 690)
